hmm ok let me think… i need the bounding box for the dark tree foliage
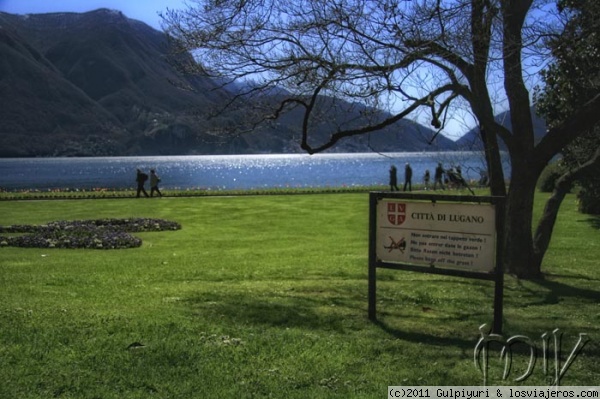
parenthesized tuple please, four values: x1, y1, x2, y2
(536, 0, 600, 215)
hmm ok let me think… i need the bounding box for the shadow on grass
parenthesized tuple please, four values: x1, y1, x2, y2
(186, 291, 363, 332)
(511, 273, 600, 307)
(532, 279, 600, 304)
(184, 291, 477, 351)
(580, 215, 600, 230)
(540, 272, 600, 282)
(371, 319, 475, 349)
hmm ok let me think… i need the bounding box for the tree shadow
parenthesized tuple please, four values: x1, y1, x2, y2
(527, 278, 600, 304)
(371, 318, 476, 350)
(184, 289, 478, 353)
(185, 291, 359, 332)
(541, 272, 600, 282)
(580, 215, 600, 230)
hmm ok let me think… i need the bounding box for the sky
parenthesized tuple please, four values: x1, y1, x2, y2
(0, 0, 186, 30)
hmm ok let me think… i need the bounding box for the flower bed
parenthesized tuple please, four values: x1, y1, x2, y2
(0, 218, 181, 249)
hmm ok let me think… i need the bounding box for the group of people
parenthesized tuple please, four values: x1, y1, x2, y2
(389, 162, 470, 192)
(135, 168, 162, 198)
(136, 162, 472, 196)
(388, 163, 413, 192)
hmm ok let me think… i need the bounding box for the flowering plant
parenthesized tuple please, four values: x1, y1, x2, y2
(0, 218, 181, 249)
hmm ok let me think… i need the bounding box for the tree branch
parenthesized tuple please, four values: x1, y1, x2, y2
(300, 84, 459, 154)
(532, 145, 600, 266)
(535, 93, 600, 170)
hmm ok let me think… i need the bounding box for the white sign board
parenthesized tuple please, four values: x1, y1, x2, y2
(376, 200, 496, 272)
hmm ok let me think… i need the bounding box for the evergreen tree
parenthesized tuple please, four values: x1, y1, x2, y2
(535, 0, 600, 211)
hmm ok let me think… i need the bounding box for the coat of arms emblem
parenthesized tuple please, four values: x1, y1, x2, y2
(387, 202, 406, 225)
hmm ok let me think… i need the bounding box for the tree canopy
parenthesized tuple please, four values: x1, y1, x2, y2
(535, 0, 600, 214)
(163, 0, 600, 278)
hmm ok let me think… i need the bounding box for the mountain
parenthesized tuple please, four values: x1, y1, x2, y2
(0, 9, 233, 156)
(0, 9, 456, 157)
(455, 108, 547, 150)
(0, 17, 124, 156)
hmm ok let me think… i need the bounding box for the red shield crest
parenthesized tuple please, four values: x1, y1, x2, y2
(387, 202, 406, 225)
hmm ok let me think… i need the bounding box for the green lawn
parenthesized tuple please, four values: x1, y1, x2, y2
(0, 192, 598, 398)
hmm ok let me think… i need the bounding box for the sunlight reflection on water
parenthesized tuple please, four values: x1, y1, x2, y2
(0, 152, 509, 191)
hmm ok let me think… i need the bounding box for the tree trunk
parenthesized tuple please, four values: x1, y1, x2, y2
(503, 166, 541, 279)
(479, 126, 507, 198)
(532, 146, 600, 269)
(531, 183, 570, 270)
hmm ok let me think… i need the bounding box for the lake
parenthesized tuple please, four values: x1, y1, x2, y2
(0, 152, 508, 191)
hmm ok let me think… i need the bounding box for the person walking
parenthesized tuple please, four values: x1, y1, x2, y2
(424, 169, 430, 190)
(403, 163, 413, 192)
(389, 165, 399, 191)
(135, 168, 149, 198)
(433, 162, 445, 190)
(150, 169, 162, 197)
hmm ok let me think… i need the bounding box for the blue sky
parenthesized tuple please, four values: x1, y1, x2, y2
(0, 0, 186, 29)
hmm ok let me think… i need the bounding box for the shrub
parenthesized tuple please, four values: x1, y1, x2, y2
(537, 160, 568, 193)
(577, 180, 600, 215)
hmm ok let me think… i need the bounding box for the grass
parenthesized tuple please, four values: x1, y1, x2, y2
(0, 191, 598, 398)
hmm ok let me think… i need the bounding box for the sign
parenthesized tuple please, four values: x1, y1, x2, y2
(368, 193, 505, 333)
(376, 200, 496, 272)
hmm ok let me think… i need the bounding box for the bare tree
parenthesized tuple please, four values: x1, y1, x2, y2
(162, 0, 600, 278)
